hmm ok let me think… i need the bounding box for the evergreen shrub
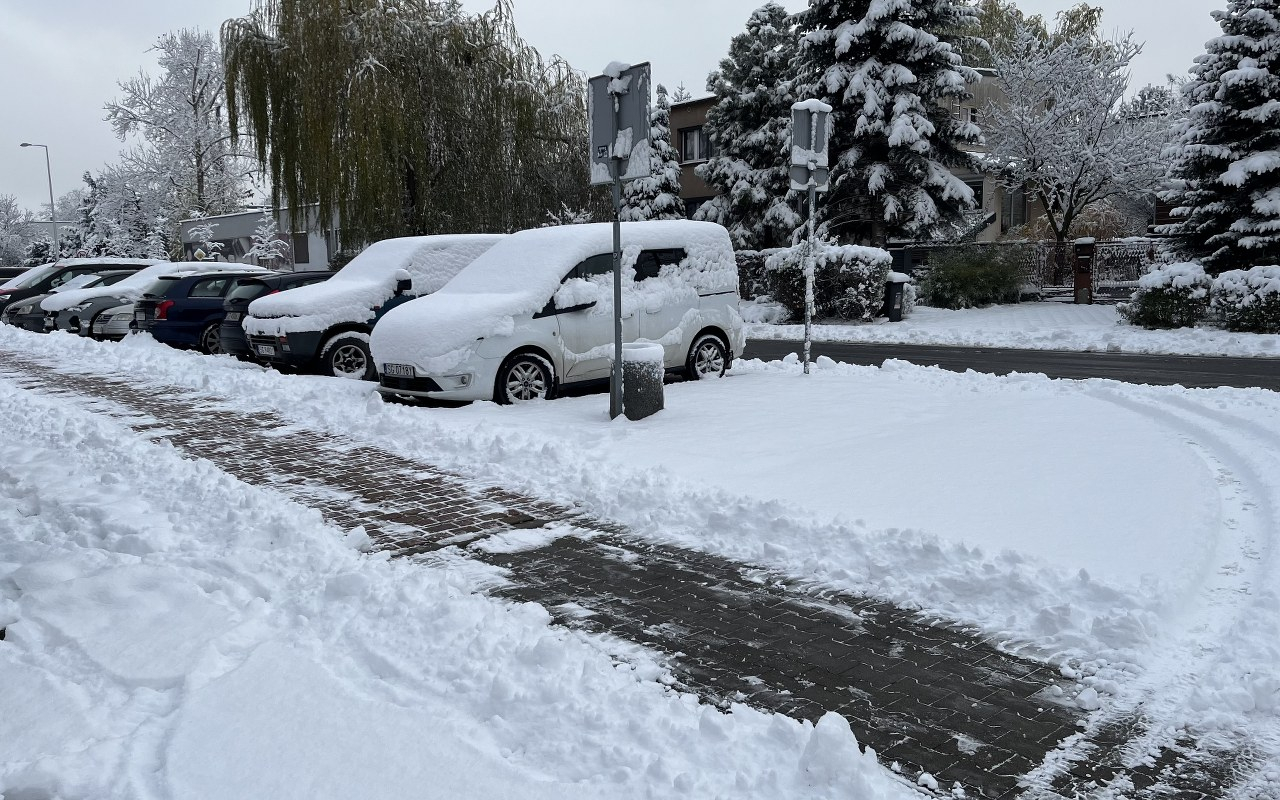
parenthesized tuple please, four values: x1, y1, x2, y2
(1210, 265, 1280, 333)
(1117, 262, 1212, 328)
(918, 244, 1027, 309)
(765, 243, 891, 321)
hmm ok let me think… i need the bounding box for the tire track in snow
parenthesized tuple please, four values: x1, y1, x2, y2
(1034, 384, 1280, 796)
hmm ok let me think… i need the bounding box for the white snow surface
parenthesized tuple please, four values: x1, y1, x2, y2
(4, 322, 1280, 790)
(242, 235, 502, 336)
(371, 221, 736, 373)
(746, 301, 1280, 357)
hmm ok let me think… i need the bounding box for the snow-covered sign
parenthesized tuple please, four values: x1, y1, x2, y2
(588, 62, 652, 186)
(790, 99, 832, 192)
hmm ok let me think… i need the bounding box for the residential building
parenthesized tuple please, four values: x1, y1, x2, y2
(177, 207, 333, 270)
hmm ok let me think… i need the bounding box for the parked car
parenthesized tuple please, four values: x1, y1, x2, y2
(242, 234, 503, 380)
(133, 268, 274, 354)
(0, 258, 159, 317)
(89, 303, 137, 341)
(41, 262, 242, 338)
(3, 270, 135, 332)
(220, 271, 334, 360)
(370, 220, 744, 404)
(0, 266, 27, 282)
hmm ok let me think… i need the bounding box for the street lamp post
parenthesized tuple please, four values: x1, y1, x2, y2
(19, 142, 59, 260)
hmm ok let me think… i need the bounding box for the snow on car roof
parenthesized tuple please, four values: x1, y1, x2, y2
(243, 234, 503, 335)
(370, 221, 736, 373)
(54, 257, 166, 268)
(0, 262, 57, 291)
(40, 262, 248, 312)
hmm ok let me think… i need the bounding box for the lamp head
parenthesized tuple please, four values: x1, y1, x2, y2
(19, 142, 32, 147)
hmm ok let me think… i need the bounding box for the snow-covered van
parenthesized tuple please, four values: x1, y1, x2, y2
(241, 234, 503, 379)
(370, 220, 744, 404)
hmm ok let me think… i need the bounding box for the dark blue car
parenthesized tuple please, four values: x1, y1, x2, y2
(134, 269, 274, 354)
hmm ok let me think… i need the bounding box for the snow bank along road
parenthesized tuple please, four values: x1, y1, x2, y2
(742, 339, 1280, 391)
(2, 327, 1279, 798)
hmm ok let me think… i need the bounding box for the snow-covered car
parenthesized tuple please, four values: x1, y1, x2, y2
(89, 303, 137, 341)
(41, 262, 244, 336)
(2, 270, 135, 332)
(0, 258, 160, 318)
(242, 234, 504, 380)
(370, 220, 745, 404)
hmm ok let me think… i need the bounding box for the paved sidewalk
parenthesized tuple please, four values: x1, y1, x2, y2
(0, 352, 1254, 799)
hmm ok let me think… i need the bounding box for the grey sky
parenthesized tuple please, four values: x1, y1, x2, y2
(1, 0, 1223, 215)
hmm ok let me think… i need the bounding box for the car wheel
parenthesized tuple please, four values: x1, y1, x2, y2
(685, 333, 729, 380)
(199, 322, 224, 355)
(495, 352, 555, 404)
(321, 333, 375, 380)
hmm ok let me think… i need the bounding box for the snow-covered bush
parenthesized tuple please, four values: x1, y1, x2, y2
(765, 243, 891, 321)
(918, 244, 1026, 309)
(734, 249, 784, 300)
(902, 280, 918, 317)
(1117, 262, 1212, 329)
(1211, 265, 1280, 333)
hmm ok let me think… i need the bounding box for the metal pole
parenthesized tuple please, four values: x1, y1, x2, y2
(43, 147, 58, 260)
(803, 110, 818, 376)
(609, 95, 624, 420)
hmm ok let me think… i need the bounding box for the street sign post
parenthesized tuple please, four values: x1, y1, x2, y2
(790, 99, 832, 376)
(588, 61, 652, 420)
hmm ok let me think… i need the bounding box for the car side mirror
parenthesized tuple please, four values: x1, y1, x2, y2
(395, 277, 412, 296)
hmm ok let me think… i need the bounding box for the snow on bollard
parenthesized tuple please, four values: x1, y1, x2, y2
(620, 342, 664, 421)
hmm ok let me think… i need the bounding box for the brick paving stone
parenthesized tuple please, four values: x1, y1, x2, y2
(0, 353, 1258, 799)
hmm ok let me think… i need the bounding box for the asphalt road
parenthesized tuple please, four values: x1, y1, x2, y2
(742, 339, 1280, 391)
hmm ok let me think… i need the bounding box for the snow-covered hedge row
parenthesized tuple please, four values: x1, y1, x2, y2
(917, 244, 1027, 309)
(1118, 262, 1212, 329)
(733, 249, 784, 301)
(764, 243, 892, 322)
(1119, 262, 1280, 332)
(1212, 265, 1280, 333)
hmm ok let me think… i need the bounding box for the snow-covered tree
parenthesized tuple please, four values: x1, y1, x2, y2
(105, 27, 250, 241)
(245, 210, 290, 265)
(620, 84, 686, 222)
(186, 211, 224, 260)
(695, 3, 801, 250)
(1160, 0, 1280, 272)
(0, 195, 35, 268)
(794, 0, 983, 247)
(672, 83, 694, 102)
(983, 26, 1171, 246)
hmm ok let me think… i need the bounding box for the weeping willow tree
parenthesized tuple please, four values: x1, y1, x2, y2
(222, 0, 601, 244)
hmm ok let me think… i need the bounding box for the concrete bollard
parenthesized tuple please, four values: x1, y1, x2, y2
(621, 342, 665, 421)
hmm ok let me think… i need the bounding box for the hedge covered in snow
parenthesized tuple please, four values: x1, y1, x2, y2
(1118, 262, 1212, 329)
(765, 243, 892, 322)
(1211, 265, 1280, 333)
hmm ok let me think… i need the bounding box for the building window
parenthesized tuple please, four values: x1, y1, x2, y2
(291, 232, 310, 265)
(679, 127, 714, 162)
(1001, 187, 1028, 232)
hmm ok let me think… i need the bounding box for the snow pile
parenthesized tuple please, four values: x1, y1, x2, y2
(0, 354, 916, 800)
(371, 221, 736, 373)
(243, 235, 502, 336)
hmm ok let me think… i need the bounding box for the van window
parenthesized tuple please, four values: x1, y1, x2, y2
(566, 253, 614, 281)
(633, 249, 686, 282)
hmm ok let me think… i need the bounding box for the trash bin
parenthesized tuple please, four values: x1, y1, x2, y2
(621, 342, 664, 421)
(882, 272, 910, 322)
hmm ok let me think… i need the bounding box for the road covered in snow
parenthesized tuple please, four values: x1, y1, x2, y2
(747, 301, 1280, 359)
(2, 324, 1279, 797)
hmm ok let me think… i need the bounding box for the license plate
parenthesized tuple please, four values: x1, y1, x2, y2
(382, 363, 415, 378)
(135, 312, 146, 322)
(256, 344, 276, 356)
(226, 311, 242, 322)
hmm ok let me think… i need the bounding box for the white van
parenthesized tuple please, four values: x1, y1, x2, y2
(370, 220, 744, 404)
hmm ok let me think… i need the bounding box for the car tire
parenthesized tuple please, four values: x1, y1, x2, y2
(320, 333, 375, 380)
(199, 322, 224, 355)
(494, 352, 556, 404)
(685, 333, 729, 380)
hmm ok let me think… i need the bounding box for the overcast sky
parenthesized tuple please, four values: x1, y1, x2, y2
(0, 0, 1223, 215)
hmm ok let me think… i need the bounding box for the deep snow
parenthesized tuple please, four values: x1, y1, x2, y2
(2, 323, 1280, 795)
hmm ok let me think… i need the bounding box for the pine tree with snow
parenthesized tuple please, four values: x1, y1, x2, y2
(794, 0, 983, 246)
(245, 209, 291, 265)
(619, 84, 686, 222)
(1161, 0, 1280, 272)
(672, 83, 694, 102)
(695, 3, 801, 251)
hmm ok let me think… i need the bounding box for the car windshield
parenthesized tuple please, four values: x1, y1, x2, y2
(2, 263, 58, 290)
(141, 277, 181, 298)
(97, 272, 131, 287)
(227, 279, 270, 302)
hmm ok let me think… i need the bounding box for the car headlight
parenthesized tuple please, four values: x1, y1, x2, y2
(12, 304, 32, 315)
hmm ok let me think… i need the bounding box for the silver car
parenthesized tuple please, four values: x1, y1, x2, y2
(88, 303, 137, 341)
